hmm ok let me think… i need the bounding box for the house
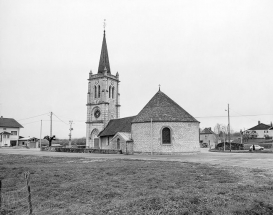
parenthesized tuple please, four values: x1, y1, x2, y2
(246, 121, 273, 138)
(199, 127, 217, 148)
(18, 137, 39, 148)
(86, 29, 200, 154)
(0, 116, 23, 147)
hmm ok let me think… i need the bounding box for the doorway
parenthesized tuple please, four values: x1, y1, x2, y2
(94, 138, 100, 149)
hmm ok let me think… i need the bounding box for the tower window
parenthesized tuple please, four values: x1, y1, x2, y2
(109, 86, 111, 98)
(98, 85, 101, 98)
(162, 127, 171, 144)
(112, 87, 115, 99)
(94, 86, 97, 98)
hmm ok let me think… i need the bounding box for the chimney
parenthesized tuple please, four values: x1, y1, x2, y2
(258, 121, 260, 125)
(271, 122, 272, 127)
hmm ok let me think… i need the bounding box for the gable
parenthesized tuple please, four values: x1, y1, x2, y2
(201, 128, 215, 134)
(132, 91, 198, 123)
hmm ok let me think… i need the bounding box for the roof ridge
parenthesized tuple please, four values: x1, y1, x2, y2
(132, 90, 198, 123)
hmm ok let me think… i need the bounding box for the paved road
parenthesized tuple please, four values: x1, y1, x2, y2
(0, 148, 272, 170)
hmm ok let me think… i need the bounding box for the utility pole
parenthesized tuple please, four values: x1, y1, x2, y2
(228, 104, 231, 152)
(69, 121, 73, 148)
(50, 112, 53, 138)
(40, 120, 42, 151)
(150, 118, 153, 155)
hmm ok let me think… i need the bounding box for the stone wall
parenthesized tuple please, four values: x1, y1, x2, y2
(101, 136, 127, 152)
(131, 122, 200, 154)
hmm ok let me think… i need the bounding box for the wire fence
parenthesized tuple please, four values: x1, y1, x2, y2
(0, 172, 70, 215)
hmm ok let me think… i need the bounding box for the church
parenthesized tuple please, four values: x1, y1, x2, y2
(86, 29, 200, 154)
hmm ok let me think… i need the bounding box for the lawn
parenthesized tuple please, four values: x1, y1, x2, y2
(0, 154, 273, 215)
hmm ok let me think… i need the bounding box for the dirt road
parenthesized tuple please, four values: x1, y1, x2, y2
(0, 148, 272, 170)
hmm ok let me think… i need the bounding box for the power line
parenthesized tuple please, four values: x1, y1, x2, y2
(21, 120, 41, 125)
(229, 108, 258, 122)
(53, 113, 69, 125)
(18, 113, 49, 121)
(195, 113, 273, 119)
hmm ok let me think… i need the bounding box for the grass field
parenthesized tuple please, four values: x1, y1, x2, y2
(0, 154, 273, 215)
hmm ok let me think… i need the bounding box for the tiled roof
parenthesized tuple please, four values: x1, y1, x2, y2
(200, 127, 215, 134)
(0, 117, 23, 128)
(132, 91, 199, 123)
(99, 116, 135, 137)
(248, 123, 271, 131)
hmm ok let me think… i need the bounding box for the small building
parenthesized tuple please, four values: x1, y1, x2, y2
(0, 116, 23, 147)
(18, 137, 39, 148)
(199, 127, 217, 148)
(247, 121, 273, 138)
(99, 116, 135, 152)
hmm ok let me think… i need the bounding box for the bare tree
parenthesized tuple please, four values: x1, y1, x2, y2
(214, 123, 228, 143)
(44, 135, 56, 147)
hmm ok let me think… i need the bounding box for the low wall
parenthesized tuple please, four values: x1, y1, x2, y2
(43, 147, 122, 154)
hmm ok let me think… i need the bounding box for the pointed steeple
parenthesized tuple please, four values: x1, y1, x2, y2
(98, 30, 111, 74)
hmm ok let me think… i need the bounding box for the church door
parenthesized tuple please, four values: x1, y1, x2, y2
(94, 138, 100, 149)
(117, 138, 120, 150)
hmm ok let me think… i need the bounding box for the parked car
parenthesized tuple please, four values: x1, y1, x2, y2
(249, 145, 264, 151)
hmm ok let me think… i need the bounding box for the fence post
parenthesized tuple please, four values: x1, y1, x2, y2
(24, 172, 32, 215)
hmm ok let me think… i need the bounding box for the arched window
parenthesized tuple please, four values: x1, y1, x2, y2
(162, 127, 171, 144)
(109, 86, 111, 98)
(112, 87, 115, 99)
(117, 138, 120, 150)
(98, 85, 100, 98)
(94, 86, 97, 98)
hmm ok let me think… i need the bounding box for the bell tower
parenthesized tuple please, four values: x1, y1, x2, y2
(86, 29, 120, 148)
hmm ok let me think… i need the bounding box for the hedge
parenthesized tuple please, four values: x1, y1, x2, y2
(48, 147, 122, 154)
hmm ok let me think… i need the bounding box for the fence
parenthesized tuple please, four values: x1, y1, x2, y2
(0, 172, 32, 215)
(0, 172, 66, 215)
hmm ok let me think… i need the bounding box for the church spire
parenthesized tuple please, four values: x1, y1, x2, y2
(98, 20, 111, 74)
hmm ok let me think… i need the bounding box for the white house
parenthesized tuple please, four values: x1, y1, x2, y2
(0, 116, 23, 147)
(247, 121, 273, 138)
(200, 127, 217, 148)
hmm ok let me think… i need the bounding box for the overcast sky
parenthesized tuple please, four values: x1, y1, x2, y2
(0, 0, 273, 139)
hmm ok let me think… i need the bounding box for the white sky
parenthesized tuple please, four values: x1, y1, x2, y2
(0, 0, 273, 138)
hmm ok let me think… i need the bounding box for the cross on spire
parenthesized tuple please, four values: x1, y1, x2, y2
(103, 19, 106, 34)
(98, 19, 111, 74)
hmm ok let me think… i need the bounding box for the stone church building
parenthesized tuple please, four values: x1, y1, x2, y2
(86, 30, 200, 154)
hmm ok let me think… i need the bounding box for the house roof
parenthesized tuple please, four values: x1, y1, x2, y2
(132, 90, 199, 123)
(0, 131, 12, 135)
(98, 30, 111, 74)
(19, 137, 38, 141)
(200, 127, 215, 134)
(248, 123, 271, 131)
(0, 117, 23, 128)
(99, 116, 135, 137)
